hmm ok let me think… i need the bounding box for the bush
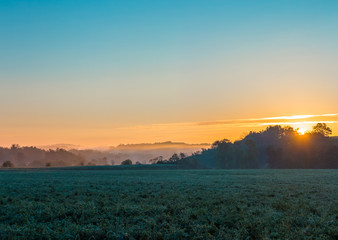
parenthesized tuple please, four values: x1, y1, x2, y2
(2, 161, 14, 168)
(121, 159, 132, 165)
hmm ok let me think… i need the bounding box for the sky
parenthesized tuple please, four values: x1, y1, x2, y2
(0, 0, 337, 147)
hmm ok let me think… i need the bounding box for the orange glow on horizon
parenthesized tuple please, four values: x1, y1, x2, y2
(297, 127, 307, 135)
(0, 113, 337, 148)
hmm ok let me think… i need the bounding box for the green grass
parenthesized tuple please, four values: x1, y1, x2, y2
(0, 169, 337, 239)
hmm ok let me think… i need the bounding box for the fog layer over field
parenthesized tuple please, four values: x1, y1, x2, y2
(0, 142, 209, 168)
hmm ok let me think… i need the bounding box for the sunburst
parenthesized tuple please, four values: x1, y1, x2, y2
(297, 127, 307, 135)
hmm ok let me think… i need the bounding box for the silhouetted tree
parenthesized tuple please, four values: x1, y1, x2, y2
(11, 144, 19, 150)
(121, 159, 132, 165)
(266, 145, 283, 168)
(2, 161, 14, 168)
(311, 123, 332, 136)
(213, 139, 232, 168)
(182, 125, 337, 169)
(244, 139, 259, 168)
(168, 153, 180, 163)
(149, 156, 163, 164)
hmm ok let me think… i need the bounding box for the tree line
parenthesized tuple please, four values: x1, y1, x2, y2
(1, 123, 337, 169)
(0, 145, 85, 168)
(151, 123, 338, 169)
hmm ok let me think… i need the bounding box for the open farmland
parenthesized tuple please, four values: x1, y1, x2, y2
(0, 169, 337, 239)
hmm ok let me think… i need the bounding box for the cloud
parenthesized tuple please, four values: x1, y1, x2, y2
(261, 121, 336, 126)
(195, 113, 338, 127)
(260, 113, 338, 120)
(118, 113, 338, 130)
(110, 113, 338, 144)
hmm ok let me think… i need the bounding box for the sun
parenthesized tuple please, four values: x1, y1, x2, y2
(297, 127, 306, 135)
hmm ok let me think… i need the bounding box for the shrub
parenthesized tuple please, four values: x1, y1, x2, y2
(2, 161, 14, 168)
(121, 159, 132, 165)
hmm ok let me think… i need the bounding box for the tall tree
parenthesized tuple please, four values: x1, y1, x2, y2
(311, 123, 332, 136)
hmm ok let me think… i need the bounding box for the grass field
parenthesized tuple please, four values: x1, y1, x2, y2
(0, 169, 337, 239)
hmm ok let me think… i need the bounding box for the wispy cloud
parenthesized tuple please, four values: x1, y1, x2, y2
(118, 113, 338, 130)
(261, 121, 336, 126)
(112, 113, 338, 143)
(259, 113, 338, 121)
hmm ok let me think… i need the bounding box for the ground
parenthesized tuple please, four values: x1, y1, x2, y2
(0, 169, 337, 239)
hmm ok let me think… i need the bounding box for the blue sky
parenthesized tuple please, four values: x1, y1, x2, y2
(2, 0, 337, 80)
(0, 0, 337, 146)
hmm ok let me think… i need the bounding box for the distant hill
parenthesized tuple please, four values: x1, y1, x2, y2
(112, 141, 210, 150)
(39, 144, 83, 151)
(70, 141, 211, 165)
(17, 141, 212, 166)
(39, 141, 210, 151)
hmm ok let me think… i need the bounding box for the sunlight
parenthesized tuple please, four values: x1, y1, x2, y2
(297, 127, 307, 135)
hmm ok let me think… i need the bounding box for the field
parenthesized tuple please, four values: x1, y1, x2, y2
(0, 169, 337, 240)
